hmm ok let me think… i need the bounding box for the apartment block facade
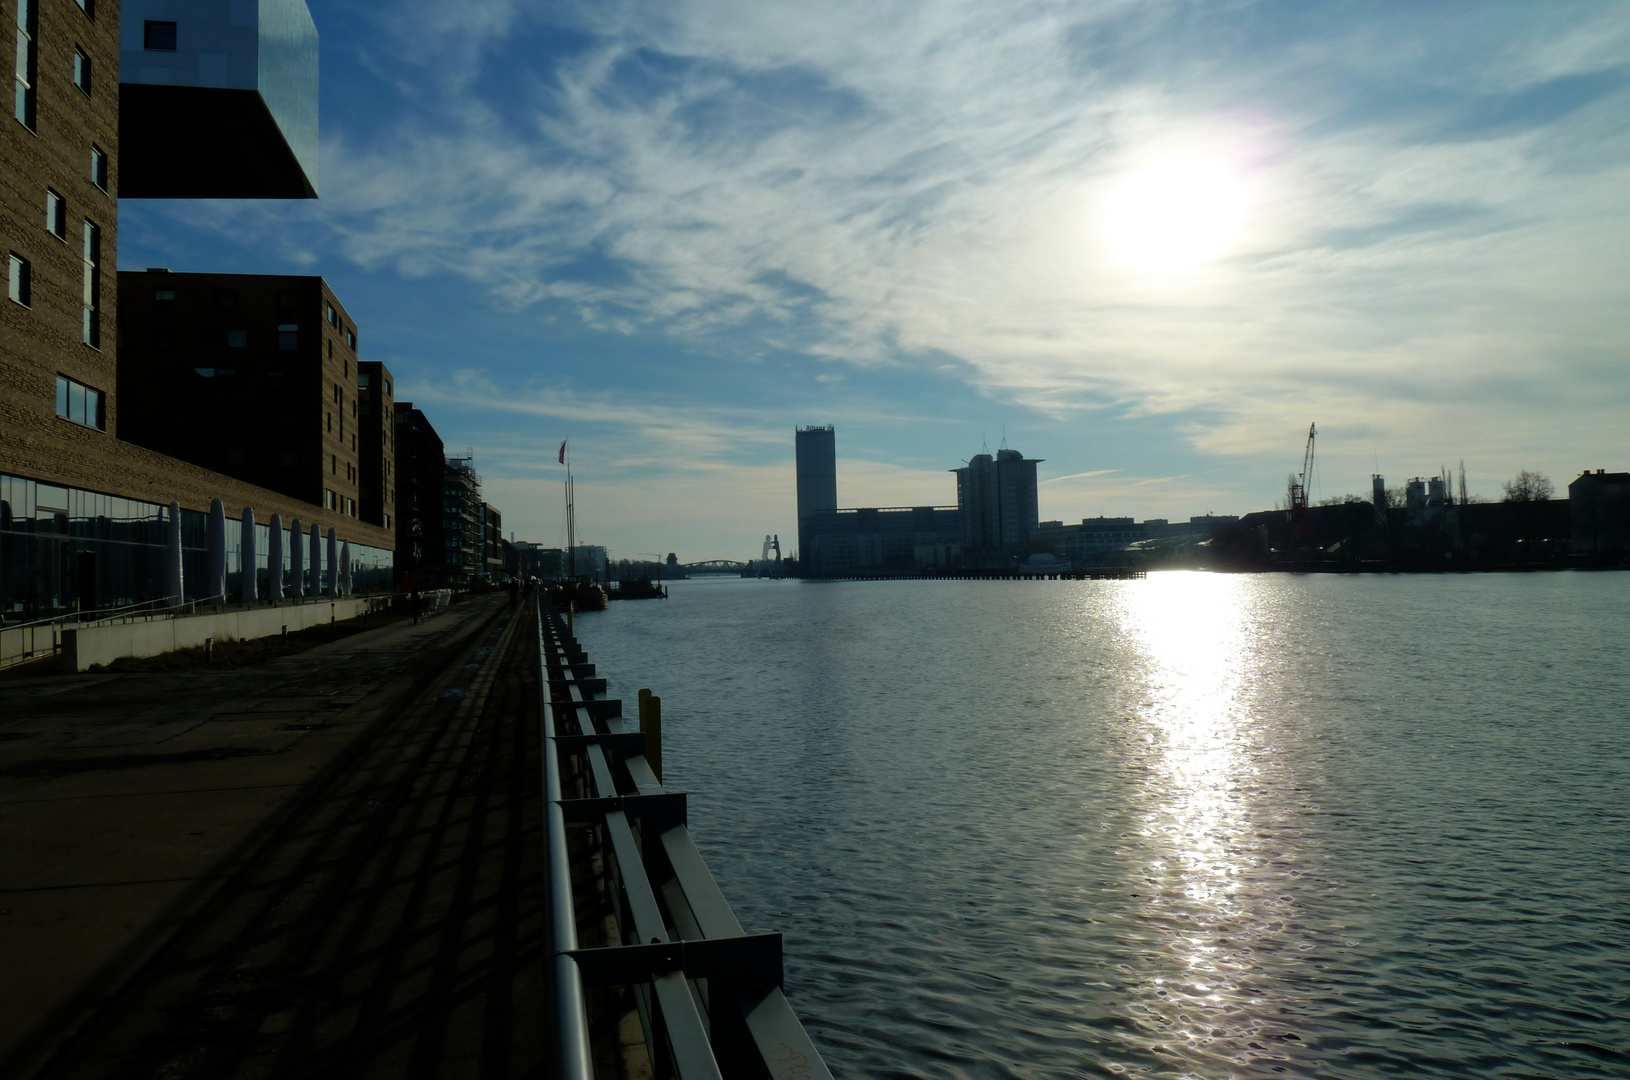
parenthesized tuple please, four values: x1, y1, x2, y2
(116, 271, 368, 520)
(356, 359, 395, 530)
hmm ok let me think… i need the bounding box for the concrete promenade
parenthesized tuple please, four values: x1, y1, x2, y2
(0, 593, 547, 1079)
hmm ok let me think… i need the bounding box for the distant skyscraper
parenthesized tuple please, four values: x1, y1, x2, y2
(954, 447, 1041, 563)
(795, 426, 837, 564)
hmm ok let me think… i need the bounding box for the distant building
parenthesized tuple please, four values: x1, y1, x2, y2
(795, 426, 837, 566)
(953, 448, 1041, 565)
(481, 502, 504, 578)
(1034, 516, 1141, 564)
(393, 403, 444, 588)
(443, 456, 483, 582)
(803, 506, 960, 576)
(119, 0, 320, 198)
(568, 545, 608, 580)
(116, 271, 368, 520)
(1569, 469, 1630, 556)
(357, 361, 396, 530)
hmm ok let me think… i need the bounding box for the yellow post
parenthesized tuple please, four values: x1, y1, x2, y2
(639, 690, 663, 783)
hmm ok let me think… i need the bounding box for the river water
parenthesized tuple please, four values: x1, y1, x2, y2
(573, 572, 1630, 1079)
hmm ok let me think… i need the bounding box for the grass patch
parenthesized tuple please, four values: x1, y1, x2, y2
(89, 609, 410, 674)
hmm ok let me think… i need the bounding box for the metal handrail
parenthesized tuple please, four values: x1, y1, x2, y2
(0, 594, 186, 633)
(537, 601, 832, 1080)
(540, 606, 596, 1080)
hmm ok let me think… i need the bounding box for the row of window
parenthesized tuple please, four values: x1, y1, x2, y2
(320, 490, 358, 517)
(149, 288, 356, 348)
(8, 219, 101, 346)
(14, 1, 110, 195)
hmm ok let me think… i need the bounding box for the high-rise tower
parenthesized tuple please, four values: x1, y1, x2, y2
(953, 447, 1041, 564)
(795, 426, 837, 569)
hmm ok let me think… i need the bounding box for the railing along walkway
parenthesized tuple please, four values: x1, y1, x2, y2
(539, 604, 830, 1080)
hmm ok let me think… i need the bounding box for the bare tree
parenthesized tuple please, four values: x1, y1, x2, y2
(1501, 470, 1554, 503)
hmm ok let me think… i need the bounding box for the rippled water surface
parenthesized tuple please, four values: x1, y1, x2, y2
(574, 572, 1630, 1078)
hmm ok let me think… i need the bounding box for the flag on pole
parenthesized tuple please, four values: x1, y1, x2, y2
(558, 439, 567, 464)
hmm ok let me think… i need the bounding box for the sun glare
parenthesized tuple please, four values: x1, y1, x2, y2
(1104, 154, 1248, 274)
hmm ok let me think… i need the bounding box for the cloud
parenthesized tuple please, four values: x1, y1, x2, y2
(127, 1, 1630, 543)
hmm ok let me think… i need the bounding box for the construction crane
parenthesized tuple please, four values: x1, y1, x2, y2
(1288, 422, 1317, 559)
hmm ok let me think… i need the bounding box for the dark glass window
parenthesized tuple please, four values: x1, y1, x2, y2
(45, 190, 65, 238)
(90, 146, 108, 190)
(55, 374, 104, 429)
(214, 288, 237, 310)
(153, 288, 176, 309)
(278, 324, 298, 350)
(227, 329, 248, 347)
(144, 21, 177, 51)
(73, 49, 91, 94)
(8, 253, 30, 306)
(81, 221, 100, 347)
(15, 0, 37, 130)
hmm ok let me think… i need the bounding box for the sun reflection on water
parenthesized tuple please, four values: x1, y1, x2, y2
(1115, 571, 1283, 1070)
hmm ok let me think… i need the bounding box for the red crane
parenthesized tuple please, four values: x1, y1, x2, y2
(1289, 422, 1317, 558)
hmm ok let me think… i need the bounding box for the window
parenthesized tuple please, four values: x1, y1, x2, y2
(90, 146, 107, 190)
(385, 379, 392, 396)
(14, 0, 37, 130)
(265, 370, 285, 385)
(325, 302, 337, 326)
(326, 340, 332, 359)
(214, 288, 237, 311)
(344, 359, 349, 378)
(74, 0, 93, 16)
(346, 329, 356, 349)
(227, 448, 247, 465)
(193, 367, 234, 378)
(225, 329, 247, 348)
(153, 287, 176, 309)
(324, 489, 336, 511)
(277, 409, 297, 427)
(333, 383, 341, 403)
(331, 454, 337, 475)
(385, 514, 391, 530)
(346, 498, 356, 518)
(54, 374, 105, 429)
(45, 190, 65, 238)
(81, 221, 100, 347)
(278, 324, 298, 350)
(358, 372, 373, 389)
(326, 412, 331, 433)
(144, 21, 177, 51)
(73, 49, 91, 94)
(278, 450, 297, 467)
(8, 254, 30, 306)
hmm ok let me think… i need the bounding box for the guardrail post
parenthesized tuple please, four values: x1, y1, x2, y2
(639, 690, 663, 783)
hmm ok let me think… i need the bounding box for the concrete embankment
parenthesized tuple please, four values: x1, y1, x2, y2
(0, 592, 544, 1079)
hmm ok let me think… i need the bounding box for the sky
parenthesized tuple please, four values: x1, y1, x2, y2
(117, 0, 1630, 561)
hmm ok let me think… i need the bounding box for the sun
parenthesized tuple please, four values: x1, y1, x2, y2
(1103, 154, 1248, 274)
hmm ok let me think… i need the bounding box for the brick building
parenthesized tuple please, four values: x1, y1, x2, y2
(116, 271, 369, 520)
(1, 0, 391, 621)
(392, 402, 444, 590)
(357, 359, 395, 530)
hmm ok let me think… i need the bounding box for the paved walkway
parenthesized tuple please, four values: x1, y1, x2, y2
(0, 594, 546, 1079)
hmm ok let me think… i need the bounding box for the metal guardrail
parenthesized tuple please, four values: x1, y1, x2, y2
(538, 603, 831, 1080)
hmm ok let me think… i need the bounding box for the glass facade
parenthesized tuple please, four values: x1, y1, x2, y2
(1, 473, 392, 623)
